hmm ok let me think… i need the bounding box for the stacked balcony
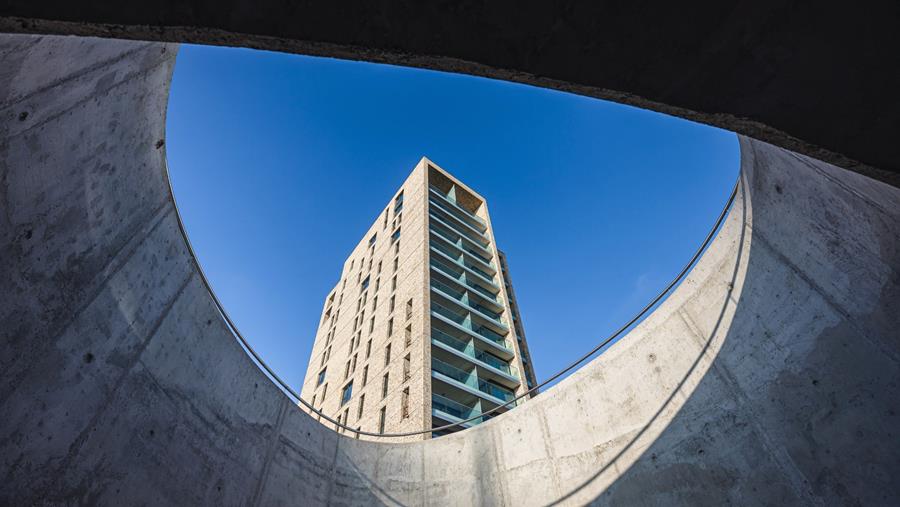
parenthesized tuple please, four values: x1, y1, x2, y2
(428, 184, 520, 436)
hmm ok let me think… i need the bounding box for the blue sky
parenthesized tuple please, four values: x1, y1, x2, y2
(166, 44, 739, 394)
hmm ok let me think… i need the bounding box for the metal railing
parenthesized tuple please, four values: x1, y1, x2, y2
(165, 153, 740, 438)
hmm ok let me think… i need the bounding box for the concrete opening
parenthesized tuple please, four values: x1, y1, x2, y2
(2, 8, 898, 503)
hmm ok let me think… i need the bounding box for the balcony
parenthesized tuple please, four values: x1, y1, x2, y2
(430, 280, 508, 331)
(429, 216, 493, 262)
(429, 257, 500, 301)
(432, 358, 517, 404)
(430, 300, 510, 349)
(428, 206, 489, 249)
(431, 393, 482, 427)
(428, 186, 486, 231)
(431, 328, 519, 379)
(429, 240, 497, 283)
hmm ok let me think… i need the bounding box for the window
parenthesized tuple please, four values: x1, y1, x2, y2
(378, 407, 386, 434)
(350, 259, 355, 271)
(393, 256, 398, 273)
(404, 325, 412, 348)
(362, 365, 369, 386)
(375, 277, 380, 291)
(394, 241, 400, 255)
(384, 343, 392, 366)
(391, 227, 401, 243)
(344, 360, 351, 379)
(369, 233, 377, 247)
(338, 293, 343, 306)
(325, 347, 331, 361)
(403, 354, 411, 381)
(361, 275, 370, 290)
(377, 261, 382, 274)
(389, 295, 396, 314)
(382, 373, 389, 399)
(342, 278, 346, 289)
(361, 292, 367, 307)
(391, 275, 397, 292)
(351, 353, 357, 373)
(341, 381, 353, 406)
(387, 318, 394, 337)
(348, 335, 355, 354)
(368, 317, 375, 334)
(365, 339, 372, 359)
(320, 350, 327, 367)
(317, 368, 326, 386)
(321, 383, 328, 400)
(383, 209, 388, 229)
(401, 387, 410, 419)
(357, 394, 365, 419)
(357, 271, 361, 283)
(311, 394, 316, 408)
(406, 299, 413, 320)
(342, 408, 349, 431)
(368, 257, 372, 271)
(372, 295, 377, 311)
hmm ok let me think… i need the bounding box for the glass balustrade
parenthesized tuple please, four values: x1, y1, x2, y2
(433, 357, 476, 386)
(432, 329, 518, 377)
(428, 206, 489, 248)
(431, 279, 505, 328)
(432, 394, 481, 422)
(430, 258, 499, 303)
(429, 197, 488, 239)
(431, 301, 509, 348)
(428, 186, 486, 228)
(477, 378, 516, 403)
(432, 358, 516, 402)
(430, 220, 493, 264)
(431, 278, 467, 301)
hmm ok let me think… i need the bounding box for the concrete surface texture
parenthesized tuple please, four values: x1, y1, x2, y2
(1, 33, 899, 506)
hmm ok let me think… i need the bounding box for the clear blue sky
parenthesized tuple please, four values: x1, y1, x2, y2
(166, 44, 739, 395)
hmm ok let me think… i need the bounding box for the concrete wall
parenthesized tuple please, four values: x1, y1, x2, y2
(1, 33, 898, 506)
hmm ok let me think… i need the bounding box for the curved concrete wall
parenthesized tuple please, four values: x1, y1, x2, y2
(1, 34, 898, 506)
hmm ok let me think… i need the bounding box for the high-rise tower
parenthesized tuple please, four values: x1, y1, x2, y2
(300, 158, 537, 440)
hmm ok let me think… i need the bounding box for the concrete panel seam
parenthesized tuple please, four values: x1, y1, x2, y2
(2, 201, 173, 401)
(250, 397, 290, 507)
(52, 270, 195, 477)
(753, 228, 900, 365)
(536, 409, 563, 500)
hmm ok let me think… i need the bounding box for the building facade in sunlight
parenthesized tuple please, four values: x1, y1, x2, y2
(299, 158, 538, 440)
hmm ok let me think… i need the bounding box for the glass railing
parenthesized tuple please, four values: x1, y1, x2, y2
(472, 303, 502, 321)
(433, 357, 476, 386)
(432, 394, 481, 422)
(433, 358, 516, 403)
(475, 325, 506, 343)
(428, 196, 487, 238)
(432, 229, 495, 269)
(428, 186, 486, 228)
(432, 329, 517, 377)
(430, 257, 499, 301)
(431, 245, 497, 287)
(432, 302, 510, 349)
(475, 349, 516, 376)
(432, 328, 473, 354)
(436, 287, 506, 329)
(430, 240, 462, 263)
(430, 219, 493, 263)
(429, 208, 489, 248)
(477, 378, 516, 403)
(431, 278, 466, 301)
(431, 301, 467, 325)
